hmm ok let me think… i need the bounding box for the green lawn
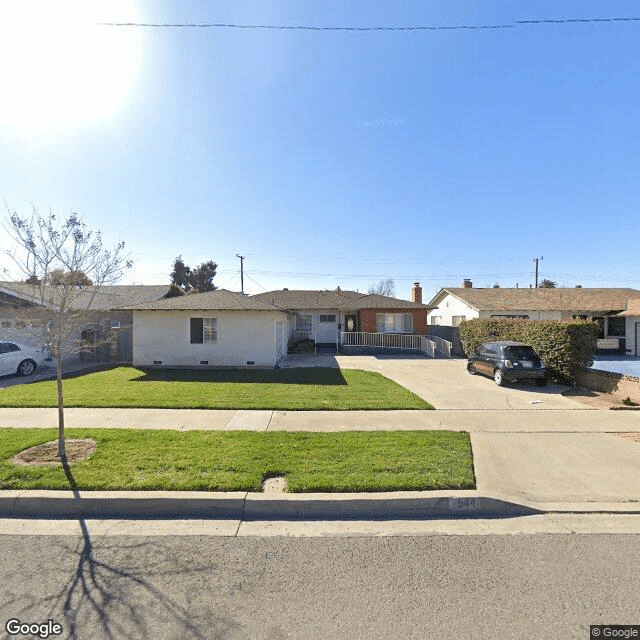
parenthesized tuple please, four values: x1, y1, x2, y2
(0, 366, 433, 410)
(0, 428, 474, 492)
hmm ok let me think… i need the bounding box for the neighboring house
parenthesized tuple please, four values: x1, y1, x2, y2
(426, 281, 640, 355)
(253, 283, 432, 347)
(0, 282, 171, 365)
(612, 299, 640, 357)
(126, 289, 290, 368)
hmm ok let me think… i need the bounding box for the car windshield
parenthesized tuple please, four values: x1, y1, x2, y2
(504, 346, 539, 360)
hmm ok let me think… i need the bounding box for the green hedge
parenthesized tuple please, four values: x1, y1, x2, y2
(458, 318, 599, 384)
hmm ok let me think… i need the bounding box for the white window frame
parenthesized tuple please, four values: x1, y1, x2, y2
(376, 313, 413, 334)
(451, 315, 466, 327)
(203, 317, 217, 343)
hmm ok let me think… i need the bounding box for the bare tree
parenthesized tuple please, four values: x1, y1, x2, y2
(367, 278, 395, 297)
(3, 206, 132, 459)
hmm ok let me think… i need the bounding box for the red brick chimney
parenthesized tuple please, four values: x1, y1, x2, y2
(462, 279, 473, 288)
(412, 282, 422, 304)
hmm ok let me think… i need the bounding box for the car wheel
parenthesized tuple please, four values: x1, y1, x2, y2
(535, 378, 548, 387)
(17, 359, 36, 376)
(494, 369, 505, 386)
(467, 362, 477, 375)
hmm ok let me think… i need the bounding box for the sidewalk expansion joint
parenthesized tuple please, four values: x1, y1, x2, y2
(265, 411, 274, 431)
(222, 414, 234, 431)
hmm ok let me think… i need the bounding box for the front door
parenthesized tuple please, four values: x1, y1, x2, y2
(344, 314, 357, 333)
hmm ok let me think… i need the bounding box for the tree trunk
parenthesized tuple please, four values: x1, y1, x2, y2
(55, 352, 66, 459)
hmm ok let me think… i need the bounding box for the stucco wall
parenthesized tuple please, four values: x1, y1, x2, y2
(133, 309, 288, 367)
(427, 295, 477, 325)
(290, 308, 342, 344)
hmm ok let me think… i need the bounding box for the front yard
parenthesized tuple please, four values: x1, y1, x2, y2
(0, 366, 432, 410)
(0, 428, 474, 492)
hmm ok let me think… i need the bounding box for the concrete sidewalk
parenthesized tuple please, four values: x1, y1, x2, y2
(1, 406, 639, 432)
(2, 406, 640, 518)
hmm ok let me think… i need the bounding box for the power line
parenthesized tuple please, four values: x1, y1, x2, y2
(96, 16, 640, 31)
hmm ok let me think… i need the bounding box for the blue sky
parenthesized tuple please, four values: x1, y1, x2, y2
(1, 1, 639, 303)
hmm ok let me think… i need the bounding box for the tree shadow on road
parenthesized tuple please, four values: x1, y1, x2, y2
(2, 458, 239, 640)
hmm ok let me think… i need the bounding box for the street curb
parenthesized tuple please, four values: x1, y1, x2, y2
(0, 490, 574, 520)
(2, 491, 639, 521)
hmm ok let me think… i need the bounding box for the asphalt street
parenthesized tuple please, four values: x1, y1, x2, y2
(0, 532, 638, 640)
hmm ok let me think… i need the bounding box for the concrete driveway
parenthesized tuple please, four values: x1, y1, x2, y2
(332, 355, 588, 410)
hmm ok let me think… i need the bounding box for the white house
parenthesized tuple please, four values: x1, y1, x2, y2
(128, 289, 290, 368)
(426, 282, 640, 355)
(613, 299, 640, 357)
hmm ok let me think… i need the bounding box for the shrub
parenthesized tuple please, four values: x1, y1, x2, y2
(458, 318, 598, 384)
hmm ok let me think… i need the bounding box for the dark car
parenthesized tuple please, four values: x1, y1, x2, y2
(467, 341, 548, 387)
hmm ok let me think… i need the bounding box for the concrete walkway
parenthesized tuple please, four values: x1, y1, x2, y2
(1, 354, 640, 519)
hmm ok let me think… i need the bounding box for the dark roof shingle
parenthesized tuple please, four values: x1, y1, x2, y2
(0, 282, 170, 311)
(128, 289, 286, 311)
(253, 289, 430, 310)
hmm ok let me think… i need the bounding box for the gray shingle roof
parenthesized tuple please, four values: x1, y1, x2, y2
(615, 299, 640, 317)
(127, 289, 287, 311)
(0, 282, 170, 311)
(253, 289, 430, 310)
(435, 287, 640, 313)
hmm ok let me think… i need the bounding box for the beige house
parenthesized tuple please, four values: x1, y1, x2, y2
(426, 282, 640, 355)
(127, 290, 290, 368)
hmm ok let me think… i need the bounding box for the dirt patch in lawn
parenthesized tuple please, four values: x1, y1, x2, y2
(11, 439, 97, 466)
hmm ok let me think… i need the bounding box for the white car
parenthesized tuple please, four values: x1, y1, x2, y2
(0, 342, 50, 377)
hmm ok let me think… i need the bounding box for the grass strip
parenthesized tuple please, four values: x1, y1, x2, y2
(0, 367, 432, 410)
(0, 428, 474, 492)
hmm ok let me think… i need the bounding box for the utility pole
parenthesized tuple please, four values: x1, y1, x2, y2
(533, 256, 543, 288)
(236, 254, 245, 294)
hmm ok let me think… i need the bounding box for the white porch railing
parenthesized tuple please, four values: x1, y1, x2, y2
(290, 331, 316, 343)
(341, 332, 437, 357)
(421, 337, 436, 358)
(339, 332, 449, 358)
(430, 335, 452, 357)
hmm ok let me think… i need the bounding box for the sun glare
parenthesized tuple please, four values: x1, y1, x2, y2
(0, 0, 141, 132)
